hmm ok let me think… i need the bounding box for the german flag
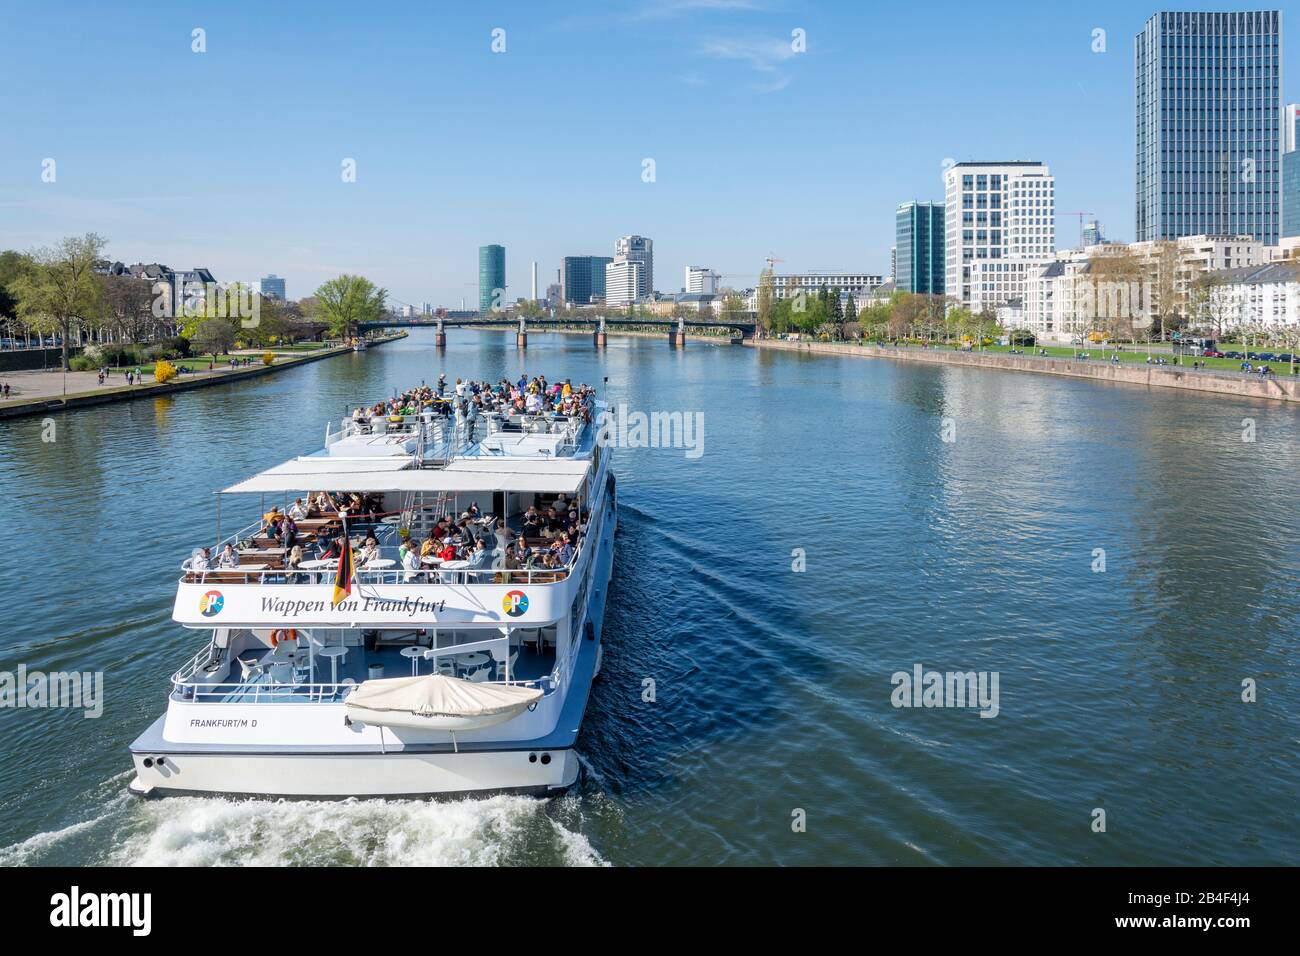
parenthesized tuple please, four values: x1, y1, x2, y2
(332, 517, 355, 606)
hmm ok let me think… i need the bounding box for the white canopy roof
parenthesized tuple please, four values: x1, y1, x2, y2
(344, 674, 542, 718)
(221, 457, 412, 494)
(222, 459, 588, 495)
(444, 458, 590, 475)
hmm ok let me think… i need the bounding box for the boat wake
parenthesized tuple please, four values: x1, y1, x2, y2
(2, 784, 607, 867)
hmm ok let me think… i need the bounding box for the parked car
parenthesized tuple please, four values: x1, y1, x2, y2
(1224, 351, 1242, 359)
(1202, 349, 1225, 358)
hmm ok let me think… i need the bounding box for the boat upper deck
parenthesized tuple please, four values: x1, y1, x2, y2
(175, 375, 612, 625)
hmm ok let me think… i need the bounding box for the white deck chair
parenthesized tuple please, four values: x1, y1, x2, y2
(467, 667, 491, 683)
(496, 651, 519, 682)
(422, 650, 456, 676)
(237, 658, 264, 682)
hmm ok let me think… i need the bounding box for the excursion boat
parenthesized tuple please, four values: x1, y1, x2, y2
(128, 384, 616, 799)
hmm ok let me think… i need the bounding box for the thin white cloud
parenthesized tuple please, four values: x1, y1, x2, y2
(752, 75, 791, 93)
(631, 0, 768, 21)
(700, 36, 795, 73)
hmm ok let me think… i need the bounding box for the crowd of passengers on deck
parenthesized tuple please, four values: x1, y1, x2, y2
(189, 473, 589, 585)
(350, 373, 597, 433)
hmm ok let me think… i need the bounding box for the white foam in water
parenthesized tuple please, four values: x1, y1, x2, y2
(101, 795, 608, 867)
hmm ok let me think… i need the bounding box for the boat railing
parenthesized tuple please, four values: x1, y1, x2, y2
(170, 673, 555, 703)
(178, 562, 574, 587)
(181, 516, 592, 587)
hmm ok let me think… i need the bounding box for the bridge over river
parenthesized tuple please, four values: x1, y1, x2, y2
(357, 313, 757, 348)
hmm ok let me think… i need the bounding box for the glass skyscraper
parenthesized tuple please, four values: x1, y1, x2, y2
(562, 255, 613, 305)
(1284, 151, 1300, 238)
(478, 244, 505, 313)
(1135, 10, 1283, 245)
(895, 201, 945, 294)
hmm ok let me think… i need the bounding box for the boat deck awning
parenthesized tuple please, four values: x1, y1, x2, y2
(222, 457, 589, 495)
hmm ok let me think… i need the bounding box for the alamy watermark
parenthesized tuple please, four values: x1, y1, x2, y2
(50, 886, 150, 936)
(890, 663, 999, 718)
(596, 403, 704, 459)
(1, 665, 103, 718)
(151, 280, 261, 328)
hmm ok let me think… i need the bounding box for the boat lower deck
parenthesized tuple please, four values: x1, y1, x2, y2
(185, 641, 555, 704)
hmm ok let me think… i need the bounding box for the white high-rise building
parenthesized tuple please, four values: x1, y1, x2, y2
(944, 161, 1055, 309)
(605, 259, 647, 307)
(531, 261, 538, 301)
(615, 236, 653, 295)
(684, 266, 718, 294)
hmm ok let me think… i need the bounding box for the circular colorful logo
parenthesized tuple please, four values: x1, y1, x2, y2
(502, 590, 529, 617)
(199, 590, 225, 617)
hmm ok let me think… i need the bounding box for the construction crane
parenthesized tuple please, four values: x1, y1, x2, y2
(1061, 212, 1095, 250)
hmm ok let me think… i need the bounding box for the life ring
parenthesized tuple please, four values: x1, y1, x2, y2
(270, 628, 297, 647)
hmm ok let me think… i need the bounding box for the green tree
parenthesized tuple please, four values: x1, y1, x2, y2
(11, 233, 106, 370)
(719, 294, 746, 325)
(858, 300, 891, 339)
(192, 316, 237, 356)
(314, 274, 388, 339)
(0, 249, 28, 321)
(756, 264, 774, 332)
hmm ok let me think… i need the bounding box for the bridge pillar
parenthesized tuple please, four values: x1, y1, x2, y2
(670, 319, 686, 348)
(516, 318, 527, 349)
(435, 318, 446, 349)
(594, 315, 607, 348)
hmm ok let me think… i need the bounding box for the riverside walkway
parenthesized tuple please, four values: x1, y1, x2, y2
(0, 333, 405, 420)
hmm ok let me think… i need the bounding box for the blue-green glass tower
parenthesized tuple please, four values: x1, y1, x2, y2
(1284, 152, 1300, 238)
(1135, 11, 1283, 244)
(895, 201, 945, 294)
(478, 244, 505, 313)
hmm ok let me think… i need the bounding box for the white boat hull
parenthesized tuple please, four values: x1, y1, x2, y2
(128, 747, 579, 799)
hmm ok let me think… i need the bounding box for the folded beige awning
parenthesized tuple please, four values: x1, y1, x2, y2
(344, 674, 542, 717)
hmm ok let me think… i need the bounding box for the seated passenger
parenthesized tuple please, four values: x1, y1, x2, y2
(288, 497, 309, 520)
(400, 540, 423, 582)
(285, 545, 305, 582)
(216, 543, 239, 569)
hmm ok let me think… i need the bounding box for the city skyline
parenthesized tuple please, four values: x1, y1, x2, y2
(0, 1, 1296, 307)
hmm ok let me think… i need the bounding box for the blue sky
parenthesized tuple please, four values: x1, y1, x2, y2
(0, 0, 1293, 307)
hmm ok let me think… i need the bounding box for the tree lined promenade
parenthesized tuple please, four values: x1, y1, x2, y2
(0, 334, 405, 419)
(0, 233, 390, 371)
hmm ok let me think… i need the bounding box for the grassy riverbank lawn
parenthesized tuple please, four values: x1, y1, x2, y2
(974, 343, 1297, 375)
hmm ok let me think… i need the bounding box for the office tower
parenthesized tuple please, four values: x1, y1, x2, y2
(614, 236, 653, 295)
(1135, 11, 1283, 244)
(255, 274, 286, 300)
(478, 244, 505, 313)
(605, 259, 647, 307)
(943, 161, 1055, 308)
(562, 256, 614, 305)
(684, 266, 719, 294)
(1286, 154, 1300, 238)
(895, 201, 946, 294)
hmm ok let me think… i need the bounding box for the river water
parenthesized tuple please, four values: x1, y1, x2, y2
(0, 328, 1296, 866)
